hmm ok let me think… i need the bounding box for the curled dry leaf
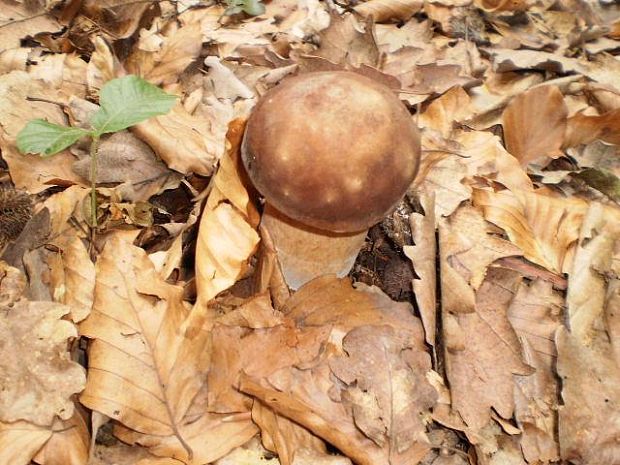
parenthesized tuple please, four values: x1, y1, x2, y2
(354, 0, 422, 23)
(194, 119, 260, 306)
(79, 237, 211, 458)
(0, 298, 85, 425)
(473, 188, 588, 274)
(404, 191, 437, 346)
(564, 108, 620, 148)
(33, 411, 90, 465)
(86, 36, 122, 93)
(0, 420, 52, 465)
(502, 85, 568, 167)
(133, 103, 222, 176)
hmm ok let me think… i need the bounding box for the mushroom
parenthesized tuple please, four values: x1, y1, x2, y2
(242, 71, 421, 289)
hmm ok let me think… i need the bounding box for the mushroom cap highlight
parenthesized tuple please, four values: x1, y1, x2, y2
(242, 71, 421, 233)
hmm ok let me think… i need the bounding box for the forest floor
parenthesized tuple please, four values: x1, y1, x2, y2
(0, 0, 619, 464)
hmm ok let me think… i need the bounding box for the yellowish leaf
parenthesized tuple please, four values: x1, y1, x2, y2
(0, 421, 52, 465)
(354, 0, 422, 23)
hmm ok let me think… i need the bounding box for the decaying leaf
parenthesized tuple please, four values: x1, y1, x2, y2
(354, 0, 422, 23)
(0, 298, 85, 425)
(0, 420, 52, 465)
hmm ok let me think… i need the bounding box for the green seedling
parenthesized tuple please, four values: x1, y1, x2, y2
(224, 0, 265, 16)
(17, 75, 177, 237)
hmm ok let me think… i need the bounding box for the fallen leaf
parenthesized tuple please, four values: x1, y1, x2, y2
(0, 420, 52, 465)
(502, 85, 568, 167)
(33, 411, 90, 465)
(404, 191, 437, 346)
(564, 108, 620, 147)
(133, 103, 222, 176)
(86, 36, 123, 93)
(473, 188, 587, 274)
(79, 237, 210, 458)
(354, 0, 422, 23)
(313, 11, 380, 68)
(418, 86, 474, 138)
(0, 298, 85, 425)
(0, 1, 61, 52)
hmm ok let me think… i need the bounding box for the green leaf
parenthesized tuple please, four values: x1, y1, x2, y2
(241, 0, 265, 15)
(16, 119, 91, 157)
(90, 76, 177, 136)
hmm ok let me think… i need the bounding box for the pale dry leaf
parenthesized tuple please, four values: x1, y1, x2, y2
(0, 47, 30, 74)
(114, 412, 258, 465)
(41, 185, 90, 237)
(557, 324, 620, 465)
(195, 121, 260, 306)
(0, 0, 61, 52)
(502, 85, 568, 167)
(127, 23, 202, 86)
(0, 261, 27, 307)
(33, 411, 90, 465)
(204, 56, 255, 100)
(441, 266, 532, 431)
(314, 11, 380, 68)
(133, 103, 221, 176)
(475, 0, 529, 12)
(79, 237, 210, 457)
(473, 188, 588, 274)
(0, 420, 52, 465)
(404, 191, 437, 346)
(566, 202, 620, 345)
(508, 279, 563, 463)
(215, 436, 282, 465)
(251, 401, 333, 465)
(0, 71, 85, 193)
(354, 0, 422, 23)
(0, 300, 85, 425)
(46, 233, 95, 323)
(86, 36, 123, 93)
(28, 53, 88, 102)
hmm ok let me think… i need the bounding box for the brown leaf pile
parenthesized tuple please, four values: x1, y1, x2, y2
(1, 0, 620, 464)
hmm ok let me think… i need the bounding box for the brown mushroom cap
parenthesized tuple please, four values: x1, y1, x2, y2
(242, 71, 421, 233)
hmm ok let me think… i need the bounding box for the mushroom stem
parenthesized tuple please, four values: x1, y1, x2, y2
(262, 204, 367, 290)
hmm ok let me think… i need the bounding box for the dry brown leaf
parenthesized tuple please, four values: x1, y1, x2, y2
(0, 420, 52, 465)
(0, 71, 85, 193)
(508, 279, 563, 463)
(86, 36, 123, 93)
(126, 23, 202, 86)
(114, 412, 258, 464)
(79, 237, 210, 458)
(33, 411, 90, 465)
(72, 131, 181, 201)
(133, 103, 221, 176)
(418, 86, 474, 138)
(251, 401, 334, 465)
(354, 0, 422, 23)
(329, 325, 437, 453)
(214, 436, 282, 465)
(233, 278, 435, 465)
(314, 11, 380, 68)
(404, 191, 437, 346)
(0, 261, 27, 306)
(502, 85, 568, 167)
(0, 298, 85, 425)
(0, 0, 61, 52)
(566, 202, 620, 345)
(473, 189, 588, 274)
(204, 56, 255, 100)
(556, 322, 620, 465)
(194, 120, 260, 306)
(442, 266, 533, 432)
(46, 233, 94, 323)
(475, 0, 529, 11)
(564, 108, 620, 148)
(81, 1, 152, 39)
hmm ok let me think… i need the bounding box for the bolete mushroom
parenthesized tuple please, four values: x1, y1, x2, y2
(242, 71, 421, 289)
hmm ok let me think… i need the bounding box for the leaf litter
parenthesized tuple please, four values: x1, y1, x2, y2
(0, 0, 620, 464)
